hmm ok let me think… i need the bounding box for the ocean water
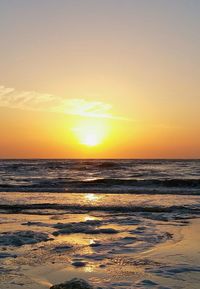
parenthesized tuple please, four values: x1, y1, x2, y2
(0, 159, 200, 194)
(0, 159, 200, 289)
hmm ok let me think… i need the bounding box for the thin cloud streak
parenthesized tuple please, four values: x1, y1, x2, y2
(0, 85, 130, 121)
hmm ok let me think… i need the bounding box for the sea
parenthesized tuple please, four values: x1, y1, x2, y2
(0, 159, 200, 289)
(0, 159, 200, 194)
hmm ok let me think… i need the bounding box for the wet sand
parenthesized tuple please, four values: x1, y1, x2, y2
(24, 219, 200, 289)
(145, 218, 200, 289)
(0, 194, 200, 289)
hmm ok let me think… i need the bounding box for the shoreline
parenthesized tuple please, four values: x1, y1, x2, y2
(1, 197, 199, 289)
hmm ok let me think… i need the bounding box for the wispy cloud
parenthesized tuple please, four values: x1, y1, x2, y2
(0, 85, 127, 120)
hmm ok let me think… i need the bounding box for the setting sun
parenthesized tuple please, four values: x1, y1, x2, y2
(81, 134, 100, 147)
(72, 119, 108, 147)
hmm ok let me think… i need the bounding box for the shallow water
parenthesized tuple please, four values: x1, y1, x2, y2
(0, 191, 200, 289)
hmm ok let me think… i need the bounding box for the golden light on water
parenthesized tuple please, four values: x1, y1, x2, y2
(85, 193, 99, 202)
(84, 215, 97, 222)
(83, 264, 95, 273)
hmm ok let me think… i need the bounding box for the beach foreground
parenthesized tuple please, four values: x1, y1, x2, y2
(0, 192, 200, 289)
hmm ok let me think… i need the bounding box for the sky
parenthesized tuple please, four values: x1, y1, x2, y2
(0, 0, 200, 158)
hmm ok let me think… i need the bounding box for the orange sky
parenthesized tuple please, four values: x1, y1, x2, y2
(0, 1, 200, 158)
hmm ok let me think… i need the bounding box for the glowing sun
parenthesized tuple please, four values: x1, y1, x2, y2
(72, 120, 107, 147)
(81, 134, 100, 147)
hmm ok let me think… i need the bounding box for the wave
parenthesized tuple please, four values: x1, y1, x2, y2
(71, 178, 200, 187)
(1, 159, 200, 194)
(0, 203, 199, 215)
(0, 178, 200, 194)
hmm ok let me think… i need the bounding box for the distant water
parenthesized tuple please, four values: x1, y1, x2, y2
(0, 159, 200, 194)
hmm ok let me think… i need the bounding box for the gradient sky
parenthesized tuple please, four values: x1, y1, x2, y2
(0, 0, 200, 158)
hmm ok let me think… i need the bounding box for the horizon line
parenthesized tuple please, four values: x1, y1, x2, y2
(0, 158, 199, 160)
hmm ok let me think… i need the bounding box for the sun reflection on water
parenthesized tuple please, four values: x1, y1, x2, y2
(84, 215, 97, 222)
(83, 264, 95, 273)
(85, 193, 100, 202)
(89, 239, 96, 245)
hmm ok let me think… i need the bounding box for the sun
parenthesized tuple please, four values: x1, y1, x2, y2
(72, 119, 108, 147)
(81, 134, 100, 147)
